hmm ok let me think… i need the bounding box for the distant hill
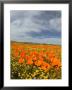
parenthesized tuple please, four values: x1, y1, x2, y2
(11, 41, 61, 46)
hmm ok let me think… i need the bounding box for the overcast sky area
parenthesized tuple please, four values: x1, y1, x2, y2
(10, 10, 61, 45)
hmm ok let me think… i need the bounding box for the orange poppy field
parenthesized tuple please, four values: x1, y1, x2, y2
(11, 41, 61, 79)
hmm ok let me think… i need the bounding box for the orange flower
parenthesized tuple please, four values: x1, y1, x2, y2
(25, 55, 29, 60)
(14, 51, 19, 57)
(52, 57, 61, 67)
(36, 60, 43, 66)
(33, 56, 37, 61)
(18, 58, 24, 63)
(25, 55, 33, 65)
(27, 60, 33, 65)
(41, 62, 51, 71)
(41, 66, 47, 71)
(20, 51, 25, 58)
(39, 56, 44, 61)
(39, 51, 44, 56)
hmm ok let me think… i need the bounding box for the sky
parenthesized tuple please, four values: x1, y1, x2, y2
(10, 10, 61, 45)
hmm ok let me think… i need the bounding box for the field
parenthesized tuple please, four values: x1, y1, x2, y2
(11, 41, 61, 79)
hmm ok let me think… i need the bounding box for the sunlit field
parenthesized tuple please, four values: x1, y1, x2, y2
(11, 41, 61, 79)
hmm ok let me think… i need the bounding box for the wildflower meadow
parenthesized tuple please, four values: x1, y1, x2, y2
(11, 42, 61, 79)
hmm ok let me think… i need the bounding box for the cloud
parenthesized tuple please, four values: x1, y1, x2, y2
(49, 18, 61, 32)
(11, 34, 61, 45)
(10, 10, 61, 45)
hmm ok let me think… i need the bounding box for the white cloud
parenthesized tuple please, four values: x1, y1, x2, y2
(11, 11, 42, 33)
(10, 11, 61, 45)
(11, 17, 61, 33)
(49, 18, 61, 32)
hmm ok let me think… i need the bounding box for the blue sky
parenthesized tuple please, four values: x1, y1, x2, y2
(10, 10, 61, 45)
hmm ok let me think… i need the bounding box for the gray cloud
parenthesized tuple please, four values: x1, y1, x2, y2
(10, 10, 61, 45)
